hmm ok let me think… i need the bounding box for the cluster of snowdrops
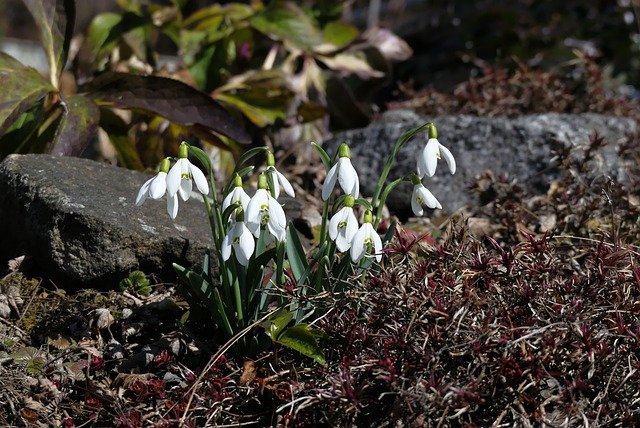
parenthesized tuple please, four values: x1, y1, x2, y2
(133, 123, 455, 358)
(136, 123, 455, 266)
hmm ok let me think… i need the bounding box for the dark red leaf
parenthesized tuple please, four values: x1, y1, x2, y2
(81, 72, 250, 144)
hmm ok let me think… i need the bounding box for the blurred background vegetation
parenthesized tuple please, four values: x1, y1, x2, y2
(0, 0, 638, 172)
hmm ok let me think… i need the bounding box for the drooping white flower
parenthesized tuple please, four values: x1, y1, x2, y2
(136, 172, 167, 206)
(350, 210, 383, 263)
(265, 150, 295, 199)
(245, 174, 287, 242)
(322, 143, 359, 200)
(221, 210, 255, 266)
(222, 174, 251, 213)
(328, 196, 359, 252)
(411, 181, 442, 216)
(167, 142, 210, 201)
(416, 124, 456, 178)
(135, 158, 181, 219)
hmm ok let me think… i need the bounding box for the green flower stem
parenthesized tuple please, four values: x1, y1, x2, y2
(370, 123, 430, 219)
(233, 277, 244, 325)
(319, 199, 329, 244)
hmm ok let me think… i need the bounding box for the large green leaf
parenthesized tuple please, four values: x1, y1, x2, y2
(86, 13, 122, 62)
(0, 101, 44, 157)
(21, 0, 75, 87)
(0, 53, 54, 136)
(250, 1, 322, 51)
(214, 69, 293, 127)
(322, 21, 359, 49)
(276, 324, 326, 365)
(50, 95, 100, 156)
(81, 72, 250, 144)
(260, 308, 293, 340)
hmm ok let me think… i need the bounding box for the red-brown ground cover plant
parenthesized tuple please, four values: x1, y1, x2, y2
(3, 127, 640, 426)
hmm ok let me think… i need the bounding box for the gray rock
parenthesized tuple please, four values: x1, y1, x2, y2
(0, 154, 213, 288)
(324, 110, 638, 214)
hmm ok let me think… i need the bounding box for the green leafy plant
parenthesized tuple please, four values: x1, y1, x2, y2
(119, 270, 152, 296)
(136, 119, 452, 363)
(81, 0, 411, 154)
(0, 0, 249, 164)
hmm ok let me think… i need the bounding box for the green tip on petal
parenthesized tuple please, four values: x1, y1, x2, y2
(363, 209, 373, 224)
(160, 158, 171, 173)
(235, 207, 245, 222)
(427, 123, 437, 139)
(410, 173, 422, 185)
(266, 150, 276, 167)
(233, 173, 243, 187)
(178, 142, 189, 158)
(257, 173, 268, 190)
(338, 143, 351, 158)
(344, 195, 355, 208)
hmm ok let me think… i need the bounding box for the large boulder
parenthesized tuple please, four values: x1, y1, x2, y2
(324, 111, 638, 215)
(0, 154, 213, 288)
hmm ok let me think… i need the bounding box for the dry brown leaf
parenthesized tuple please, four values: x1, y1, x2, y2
(240, 360, 257, 386)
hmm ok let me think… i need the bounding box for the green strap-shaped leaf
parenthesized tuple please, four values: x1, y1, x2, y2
(81, 71, 251, 144)
(50, 95, 100, 156)
(276, 324, 326, 365)
(22, 0, 75, 87)
(0, 53, 54, 136)
(285, 222, 309, 282)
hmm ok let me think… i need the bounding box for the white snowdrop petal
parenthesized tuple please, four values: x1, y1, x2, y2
(322, 163, 339, 200)
(268, 170, 281, 199)
(350, 226, 368, 262)
(268, 198, 287, 235)
(425, 139, 439, 177)
(337, 159, 357, 197)
(149, 172, 167, 199)
(370, 225, 383, 262)
(239, 190, 251, 211)
(236, 224, 255, 266)
(439, 143, 456, 175)
(190, 163, 210, 195)
(328, 211, 341, 241)
(167, 193, 179, 219)
(411, 189, 424, 216)
(336, 232, 351, 252)
(135, 177, 153, 206)
(221, 229, 233, 261)
(222, 191, 234, 212)
(276, 170, 295, 198)
(179, 177, 192, 201)
(166, 161, 182, 196)
(345, 210, 359, 241)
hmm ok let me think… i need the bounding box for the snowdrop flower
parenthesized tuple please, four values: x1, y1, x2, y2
(221, 209, 255, 266)
(410, 174, 442, 216)
(167, 142, 210, 201)
(329, 195, 359, 252)
(265, 150, 295, 199)
(136, 158, 170, 206)
(222, 174, 251, 213)
(322, 143, 359, 200)
(416, 123, 456, 178)
(135, 158, 181, 219)
(350, 210, 383, 263)
(246, 173, 287, 242)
